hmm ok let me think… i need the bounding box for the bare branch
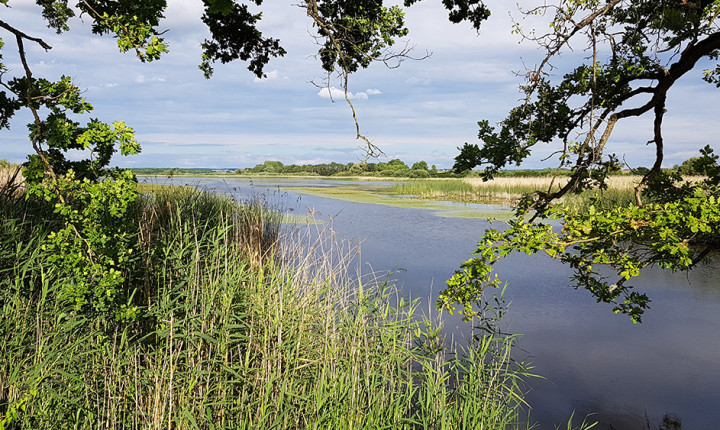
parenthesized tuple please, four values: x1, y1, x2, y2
(0, 19, 53, 51)
(518, 0, 623, 99)
(0, 18, 64, 203)
(302, 0, 423, 159)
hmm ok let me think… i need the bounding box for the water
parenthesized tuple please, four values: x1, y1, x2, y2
(143, 176, 720, 429)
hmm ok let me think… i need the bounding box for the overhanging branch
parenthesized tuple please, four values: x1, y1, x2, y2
(0, 19, 52, 51)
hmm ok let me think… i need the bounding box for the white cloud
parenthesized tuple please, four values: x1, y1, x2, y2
(317, 86, 381, 100)
(406, 77, 432, 85)
(254, 69, 279, 83)
(317, 86, 347, 100)
(4, 0, 719, 170)
(135, 75, 166, 83)
(293, 158, 335, 165)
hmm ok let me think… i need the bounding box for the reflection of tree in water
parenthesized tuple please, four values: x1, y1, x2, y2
(643, 412, 682, 430)
(658, 413, 682, 430)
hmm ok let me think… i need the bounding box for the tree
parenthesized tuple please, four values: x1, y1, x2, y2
(0, 0, 290, 318)
(263, 160, 285, 173)
(304, 0, 425, 158)
(675, 155, 714, 176)
(411, 160, 428, 171)
(437, 1, 720, 322)
(386, 158, 409, 170)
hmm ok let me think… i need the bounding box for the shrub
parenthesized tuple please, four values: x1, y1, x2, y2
(407, 169, 431, 178)
(391, 168, 411, 177)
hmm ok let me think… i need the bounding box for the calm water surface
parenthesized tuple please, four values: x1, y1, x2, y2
(144, 176, 720, 430)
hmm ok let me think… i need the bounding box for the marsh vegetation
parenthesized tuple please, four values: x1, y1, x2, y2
(1, 175, 557, 429)
(389, 176, 640, 208)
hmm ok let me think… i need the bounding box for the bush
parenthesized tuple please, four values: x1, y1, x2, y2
(411, 161, 428, 171)
(407, 169, 431, 178)
(391, 168, 411, 177)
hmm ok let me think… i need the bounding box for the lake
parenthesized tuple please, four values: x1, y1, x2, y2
(144, 176, 720, 430)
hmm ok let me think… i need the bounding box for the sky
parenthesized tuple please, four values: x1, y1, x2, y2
(1, 0, 719, 169)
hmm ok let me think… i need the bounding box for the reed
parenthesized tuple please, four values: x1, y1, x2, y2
(0, 183, 564, 429)
(390, 175, 666, 211)
(0, 165, 24, 199)
(390, 177, 573, 204)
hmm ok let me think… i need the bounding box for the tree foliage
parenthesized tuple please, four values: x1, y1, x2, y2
(0, 1, 335, 318)
(441, 0, 720, 322)
(411, 160, 428, 171)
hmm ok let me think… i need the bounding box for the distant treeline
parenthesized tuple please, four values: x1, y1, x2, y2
(0, 159, 20, 169)
(131, 167, 229, 176)
(22, 156, 704, 179)
(234, 159, 447, 178)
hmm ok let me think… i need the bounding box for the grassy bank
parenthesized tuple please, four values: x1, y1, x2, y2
(281, 184, 516, 220)
(0, 177, 570, 429)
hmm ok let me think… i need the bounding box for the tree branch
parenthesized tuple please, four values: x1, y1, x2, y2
(0, 19, 53, 51)
(1, 18, 64, 204)
(521, 0, 623, 98)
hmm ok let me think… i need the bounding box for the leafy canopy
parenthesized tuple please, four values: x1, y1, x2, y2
(441, 0, 720, 322)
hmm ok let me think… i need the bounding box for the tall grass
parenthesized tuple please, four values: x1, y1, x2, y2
(0, 165, 23, 199)
(391, 176, 647, 211)
(0, 179, 552, 429)
(390, 177, 575, 204)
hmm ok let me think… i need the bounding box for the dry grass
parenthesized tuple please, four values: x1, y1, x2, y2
(462, 175, 706, 193)
(0, 166, 24, 198)
(461, 175, 645, 193)
(0, 166, 23, 187)
(393, 174, 706, 210)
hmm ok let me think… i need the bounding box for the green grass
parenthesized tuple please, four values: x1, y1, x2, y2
(0, 178, 589, 429)
(390, 180, 476, 200)
(286, 185, 516, 219)
(561, 187, 637, 213)
(386, 177, 641, 214)
(388, 178, 567, 204)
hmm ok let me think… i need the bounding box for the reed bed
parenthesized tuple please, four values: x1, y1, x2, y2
(389, 175, 700, 213)
(0, 166, 24, 198)
(390, 177, 571, 205)
(0, 182, 553, 429)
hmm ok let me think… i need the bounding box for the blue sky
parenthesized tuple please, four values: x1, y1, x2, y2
(2, 0, 718, 169)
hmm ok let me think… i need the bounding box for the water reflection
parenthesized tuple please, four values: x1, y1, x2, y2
(141, 177, 720, 430)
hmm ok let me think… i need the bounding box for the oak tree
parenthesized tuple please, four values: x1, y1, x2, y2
(439, 0, 720, 322)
